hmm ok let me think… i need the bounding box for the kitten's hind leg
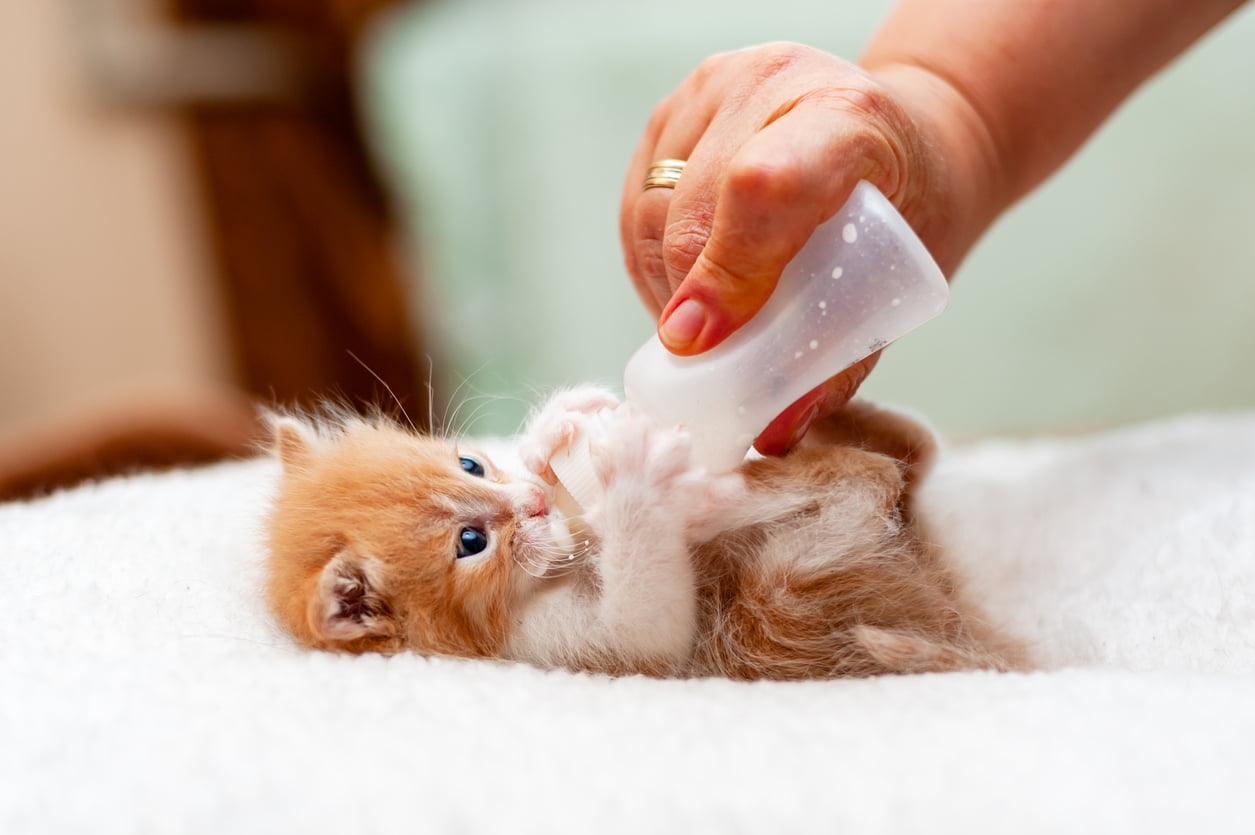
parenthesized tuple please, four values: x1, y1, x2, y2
(802, 400, 938, 493)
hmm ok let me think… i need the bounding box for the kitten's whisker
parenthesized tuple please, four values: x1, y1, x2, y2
(423, 354, 437, 436)
(450, 395, 502, 439)
(456, 391, 530, 440)
(513, 383, 557, 436)
(346, 350, 417, 435)
(532, 537, 591, 556)
(514, 534, 592, 578)
(544, 568, 582, 578)
(443, 390, 502, 440)
(438, 363, 496, 437)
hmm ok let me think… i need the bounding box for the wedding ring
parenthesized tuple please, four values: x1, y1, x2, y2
(643, 158, 686, 190)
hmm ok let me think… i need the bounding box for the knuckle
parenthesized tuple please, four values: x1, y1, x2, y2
(693, 249, 768, 312)
(636, 246, 670, 288)
(692, 47, 741, 83)
(746, 41, 814, 79)
(691, 42, 818, 102)
(817, 80, 895, 122)
(644, 92, 675, 132)
(690, 53, 723, 85)
(661, 216, 712, 276)
(794, 80, 917, 199)
(723, 154, 807, 209)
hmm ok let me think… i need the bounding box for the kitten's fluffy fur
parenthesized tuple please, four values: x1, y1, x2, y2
(265, 387, 1018, 679)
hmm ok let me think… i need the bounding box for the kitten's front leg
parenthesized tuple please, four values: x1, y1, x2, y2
(582, 410, 708, 673)
(518, 385, 620, 484)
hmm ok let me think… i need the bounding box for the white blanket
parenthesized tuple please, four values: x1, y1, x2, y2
(4, 412, 1255, 833)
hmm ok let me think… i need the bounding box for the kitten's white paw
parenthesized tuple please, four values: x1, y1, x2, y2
(519, 386, 620, 481)
(585, 409, 708, 527)
(585, 408, 750, 542)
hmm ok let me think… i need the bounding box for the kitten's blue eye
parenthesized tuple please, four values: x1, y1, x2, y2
(457, 527, 489, 558)
(459, 456, 485, 477)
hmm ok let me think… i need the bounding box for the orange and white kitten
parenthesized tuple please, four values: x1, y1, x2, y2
(265, 386, 1017, 679)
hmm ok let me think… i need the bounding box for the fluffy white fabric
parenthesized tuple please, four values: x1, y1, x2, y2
(4, 412, 1255, 833)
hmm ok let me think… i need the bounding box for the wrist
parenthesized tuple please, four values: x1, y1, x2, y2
(863, 60, 1012, 275)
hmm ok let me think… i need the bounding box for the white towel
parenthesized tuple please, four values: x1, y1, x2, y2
(4, 412, 1255, 834)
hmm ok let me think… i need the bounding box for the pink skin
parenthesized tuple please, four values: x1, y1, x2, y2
(520, 485, 548, 518)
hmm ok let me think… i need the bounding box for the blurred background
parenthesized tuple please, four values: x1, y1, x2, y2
(3, 0, 1254, 499)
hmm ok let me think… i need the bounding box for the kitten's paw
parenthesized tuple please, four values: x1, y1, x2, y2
(584, 406, 747, 537)
(585, 410, 708, 527)
(519, 385, 620, 482)
(591, 410, 688, 486)
(584, 409, 750, 541)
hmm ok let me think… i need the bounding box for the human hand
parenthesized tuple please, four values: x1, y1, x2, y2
(620, 42, 996, 454)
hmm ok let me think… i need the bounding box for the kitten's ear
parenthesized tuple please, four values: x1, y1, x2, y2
(268, 415, 317, 470)
(310, 548, 396, 644)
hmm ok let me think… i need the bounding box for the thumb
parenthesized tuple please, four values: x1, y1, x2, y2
(657, 115, 868, 355)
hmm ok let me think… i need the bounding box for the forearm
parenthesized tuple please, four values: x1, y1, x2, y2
(863, 0, 1247, 262)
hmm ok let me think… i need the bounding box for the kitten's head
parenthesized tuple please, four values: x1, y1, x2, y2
(264, 413, 568, 658)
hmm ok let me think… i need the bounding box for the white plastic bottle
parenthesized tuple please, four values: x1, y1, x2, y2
(551, 181, 948, 510)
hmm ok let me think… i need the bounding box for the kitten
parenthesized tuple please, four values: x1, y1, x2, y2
(264, 387, 1019, 679)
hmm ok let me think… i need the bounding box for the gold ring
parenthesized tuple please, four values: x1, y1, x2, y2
(643, 158, 686, 190)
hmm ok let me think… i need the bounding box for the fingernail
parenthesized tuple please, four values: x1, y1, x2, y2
(660, 298, 706, 350)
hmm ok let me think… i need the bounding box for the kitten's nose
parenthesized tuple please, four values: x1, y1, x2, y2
(522, 486, 548, 518)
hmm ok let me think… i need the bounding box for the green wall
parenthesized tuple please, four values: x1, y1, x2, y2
(365, 0, 1255, 438)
